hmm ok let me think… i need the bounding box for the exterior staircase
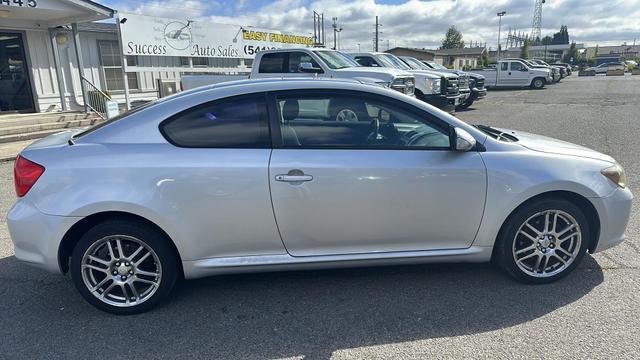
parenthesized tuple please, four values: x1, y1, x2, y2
(0, 111, 103, 144)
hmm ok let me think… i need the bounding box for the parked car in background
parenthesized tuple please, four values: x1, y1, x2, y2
(586, 62, 627, 74)
(553, 62, 572, 76)
(350, 52, 461, 112)
(531, 59, 566, 79)
(473, 59, 552, 89)
(510, 59, 561, 82)
(181, 48, 416, 98)
(410, 58, 487, 110)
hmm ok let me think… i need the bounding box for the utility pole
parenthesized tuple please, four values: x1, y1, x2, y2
(332, 17, 342, 50)
(374, 16, 380, 52)
(497, 11, 506, 59)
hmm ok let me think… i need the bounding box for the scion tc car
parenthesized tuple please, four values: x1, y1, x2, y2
(8, 78, 632, 314)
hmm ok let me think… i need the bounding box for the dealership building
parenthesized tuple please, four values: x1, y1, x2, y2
(0, 0, 312, 115)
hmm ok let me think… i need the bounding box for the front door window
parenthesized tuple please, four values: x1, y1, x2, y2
(0, 32, 34, 113)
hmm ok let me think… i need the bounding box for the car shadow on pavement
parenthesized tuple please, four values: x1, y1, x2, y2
(0, 254, 603, 359)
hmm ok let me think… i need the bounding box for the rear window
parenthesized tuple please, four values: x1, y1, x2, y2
(258, 53, 286, 73)
(160, 95, 271, 148)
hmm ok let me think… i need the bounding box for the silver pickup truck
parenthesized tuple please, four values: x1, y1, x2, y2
(472, 59, 552, 89)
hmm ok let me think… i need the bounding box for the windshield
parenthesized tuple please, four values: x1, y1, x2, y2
(314, 51, 360, 69)
(427, 61, 448, 70)
(402, 57, 431, 70)
(379, 54, 411, 70)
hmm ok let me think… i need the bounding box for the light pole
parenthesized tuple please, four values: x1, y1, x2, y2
(357, 43, 361, 52)
(332, 17, 343, 50)
(497, 11, 506, 59)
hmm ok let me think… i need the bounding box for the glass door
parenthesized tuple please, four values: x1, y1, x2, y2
(0, 32, 34, 113)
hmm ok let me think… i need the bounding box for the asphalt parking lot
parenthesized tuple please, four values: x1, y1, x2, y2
(1, 75, 639, 359)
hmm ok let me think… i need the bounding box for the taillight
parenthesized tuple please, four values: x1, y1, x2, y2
(14, 155, 45, 197)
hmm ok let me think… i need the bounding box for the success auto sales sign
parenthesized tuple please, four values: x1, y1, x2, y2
(118, 12, 313, 59)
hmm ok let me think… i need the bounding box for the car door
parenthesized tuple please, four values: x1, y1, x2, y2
(282, 51, 324, 79)
(159, 94, 286, 260)
(509, 61, 531, 86)
(267, 90, 487, 256)
(498, 62, 512, 85)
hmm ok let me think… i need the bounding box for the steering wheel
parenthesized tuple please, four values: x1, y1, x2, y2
(406, 131, 447, 147)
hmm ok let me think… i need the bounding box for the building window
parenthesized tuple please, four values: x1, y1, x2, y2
(98, 41, 139, 91)
(180, 57, 190, 67)
(459, 59, 463, 68)
(192, 57, 208, 67)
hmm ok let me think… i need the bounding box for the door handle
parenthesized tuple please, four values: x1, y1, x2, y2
(275, 174, 313, 182)
(508, 71, 512, 75)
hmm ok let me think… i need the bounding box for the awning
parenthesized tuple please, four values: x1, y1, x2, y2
(0, 0, 114, 29)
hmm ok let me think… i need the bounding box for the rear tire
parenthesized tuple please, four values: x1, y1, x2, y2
(495, 198, 590, 284)
(70, 219, 178, 314)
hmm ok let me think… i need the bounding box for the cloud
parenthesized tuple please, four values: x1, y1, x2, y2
(105, 0, 640, 49)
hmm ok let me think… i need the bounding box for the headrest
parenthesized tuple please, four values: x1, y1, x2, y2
(282, 100, 299, 122)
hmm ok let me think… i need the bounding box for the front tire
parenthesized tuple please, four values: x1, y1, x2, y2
(456, 99, 474, 110)
(530, 78, 545, 89)
(496, 198, 590, 284)
(70, 219, 178, 314)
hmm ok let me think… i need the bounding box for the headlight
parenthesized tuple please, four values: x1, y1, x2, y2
(601, 164, 627, 188)
(429, 79, 441, 93)
(375, 81, 392, 88)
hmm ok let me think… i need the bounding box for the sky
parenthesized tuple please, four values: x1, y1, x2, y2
(103, 0, 640, 52)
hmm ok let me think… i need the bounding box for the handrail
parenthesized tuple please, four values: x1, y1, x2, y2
(81, 76, 112, 119)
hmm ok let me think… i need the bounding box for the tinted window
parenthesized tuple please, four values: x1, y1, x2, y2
(277, 94, 450, 149)
(161, 96, 270, 148)
(258, 53, 286, 73)
(501, 62, 509, 71)
(288, 52, 320, 72)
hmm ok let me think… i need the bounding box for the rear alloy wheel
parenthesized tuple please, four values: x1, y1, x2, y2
(71, 220, 178, 314)
(497, 199, 589, 283)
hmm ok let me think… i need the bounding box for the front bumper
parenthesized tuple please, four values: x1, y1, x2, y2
(421, 94, 456, 113)
(469, 87, 487, 101)
(590, 187, 633, 253)
(7, 198, 81, 274)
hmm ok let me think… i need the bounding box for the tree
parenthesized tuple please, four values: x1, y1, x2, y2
(541, 35, 553, 45)
(520, 39, 531, 59)
(440, 26, 465, 49)
(563, 42, 580, 64)
(551, 25, 569, 45)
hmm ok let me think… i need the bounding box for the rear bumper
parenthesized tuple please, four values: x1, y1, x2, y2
(590, 187, 633, 253)
(7, 198, 80, 274)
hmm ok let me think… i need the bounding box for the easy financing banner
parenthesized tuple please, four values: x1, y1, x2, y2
(118, 12, 314, 59)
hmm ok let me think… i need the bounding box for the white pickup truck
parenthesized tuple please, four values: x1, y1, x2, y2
(181, 48, 416, 96)
(350, 52, 461, 113)
(472, 59, 552, 89)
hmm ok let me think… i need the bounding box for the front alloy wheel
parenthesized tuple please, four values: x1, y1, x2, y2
(71, 219, 178, 314)
(512, 210, 582, 278)
(497, 198, 589, 283)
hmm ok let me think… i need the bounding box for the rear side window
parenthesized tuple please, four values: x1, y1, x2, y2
(258, 53, 286, 73)
(501, 62, 509, 71)
(161, 95, 270, 148)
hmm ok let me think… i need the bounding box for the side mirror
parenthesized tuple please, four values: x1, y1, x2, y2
(299, 62, 323, 74)
(521, 67, 529, 72)
(453, 127, 477, 151)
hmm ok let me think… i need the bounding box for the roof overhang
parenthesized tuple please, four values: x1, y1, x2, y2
(0, 0, 114, 30)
